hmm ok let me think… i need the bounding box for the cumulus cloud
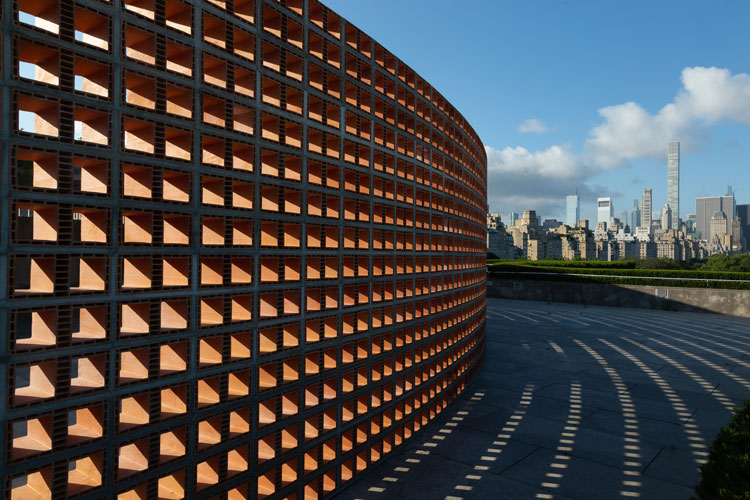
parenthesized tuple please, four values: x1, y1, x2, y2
(678, 66, 750, 123)
(485, 145, 619, 219)
(487, 144, 582, 179)
(518, 118, 550, 134)
(585, 67, 750, 167)
(488, 66, 750, 219)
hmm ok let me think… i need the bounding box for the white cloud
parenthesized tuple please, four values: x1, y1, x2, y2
(585, 66, 750, 167)
(678, 66, 750, 123)
(487, 144, 582, 179)
(518, 118, 550, 134)
(485, 145, 617, 219)
(487, 66, 750, 219)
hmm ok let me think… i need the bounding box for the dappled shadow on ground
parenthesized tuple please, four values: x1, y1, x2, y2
(333, 299, 750, 500)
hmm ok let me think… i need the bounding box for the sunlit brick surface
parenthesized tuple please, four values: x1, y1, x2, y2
(0, 0, 487, 498)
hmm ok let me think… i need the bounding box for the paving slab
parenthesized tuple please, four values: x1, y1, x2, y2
(426, 426, 540, 475)
(504, 446, 694, 500)
(333, 299, 750, 499)
(641, 446, 702, 488)
(580, 408, 693, 452)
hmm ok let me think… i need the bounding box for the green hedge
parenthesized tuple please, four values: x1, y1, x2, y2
(488, 262, 750, 282)
(695, 399, 750, 499)
(488, 259, 637, 269)
(489, 272, 750, 290)
(700, 254, 750, 273)
(489, 254, 750, 272)
(487, 258, 704, 270)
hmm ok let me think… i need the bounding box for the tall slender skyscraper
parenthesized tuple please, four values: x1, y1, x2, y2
(642, 188, 653, 233)
(566, 194, 580, 227)
(668, 141, 680, 229)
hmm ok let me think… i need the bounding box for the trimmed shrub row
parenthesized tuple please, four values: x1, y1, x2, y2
(488, 259, 637, 269)
(488, 272, 750, 290)
(488, 262, 750, 282)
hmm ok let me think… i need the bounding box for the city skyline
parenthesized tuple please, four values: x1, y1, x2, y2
(498, 138, 746, 226)
(498, 139, 745, 226)
(324, 1, 750, 222)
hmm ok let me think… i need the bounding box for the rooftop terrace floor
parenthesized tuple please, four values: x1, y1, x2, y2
(334, 299, 750, 500)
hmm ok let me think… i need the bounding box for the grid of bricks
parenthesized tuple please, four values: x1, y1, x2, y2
(0, 0, 488, 498)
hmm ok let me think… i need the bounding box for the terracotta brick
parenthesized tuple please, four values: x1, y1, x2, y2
(2, 0, 486, 498)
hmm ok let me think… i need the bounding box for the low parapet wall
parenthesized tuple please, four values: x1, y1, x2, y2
(487, 277, 750, 317)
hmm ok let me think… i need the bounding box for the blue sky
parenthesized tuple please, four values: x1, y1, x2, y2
(324, 0, 750, 223)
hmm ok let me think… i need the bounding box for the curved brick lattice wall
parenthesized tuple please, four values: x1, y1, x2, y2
(0, 0, 487, 498)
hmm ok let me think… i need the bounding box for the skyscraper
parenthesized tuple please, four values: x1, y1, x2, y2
(597, 197, 613, 227)
(616, 210, 629, 227)
(710, 211, 728, 251)
(566, 194, 580, 227)
(686, 214, 698, 234)
(696, 196, 735, 240)
(737, 204, 750, 248)
(632, 199, 641, 232)
(668, 141, 680, 229)
(661, 203, 672, 231)
(642, 188, 653, 233)
(732, 218, 743, 251)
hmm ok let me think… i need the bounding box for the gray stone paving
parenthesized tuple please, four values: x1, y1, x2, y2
(333, 299, 750, 500)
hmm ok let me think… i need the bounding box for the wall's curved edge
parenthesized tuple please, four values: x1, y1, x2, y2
(0, 0, 487, 498)
(315, 1, 488, 497)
